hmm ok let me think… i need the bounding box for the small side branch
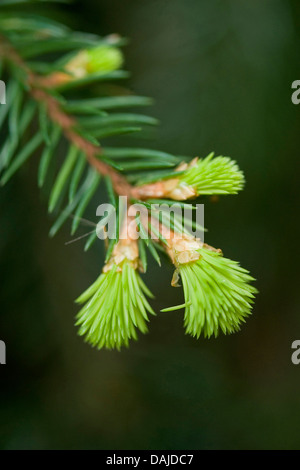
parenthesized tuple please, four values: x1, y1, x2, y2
(0, 36, 133, 198)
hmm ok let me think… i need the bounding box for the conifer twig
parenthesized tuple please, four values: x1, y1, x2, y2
(0, 35, 134, 198)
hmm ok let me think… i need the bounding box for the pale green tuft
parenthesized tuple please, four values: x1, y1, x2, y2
(86, 45, 123, 74)
(168, 247, 257, 338)
(75, 261, 155, 350)
(179, 152, 245, 195)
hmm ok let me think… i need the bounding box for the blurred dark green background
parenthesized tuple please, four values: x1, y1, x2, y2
(1, 0, 300, 449)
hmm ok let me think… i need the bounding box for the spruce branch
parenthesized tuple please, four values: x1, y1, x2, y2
(0, 0, 257, 350)
(0, 35, 134, 197)
(133, 153, 245, 200)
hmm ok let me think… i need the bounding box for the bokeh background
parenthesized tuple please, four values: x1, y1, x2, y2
(1, 0, 300, 449)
